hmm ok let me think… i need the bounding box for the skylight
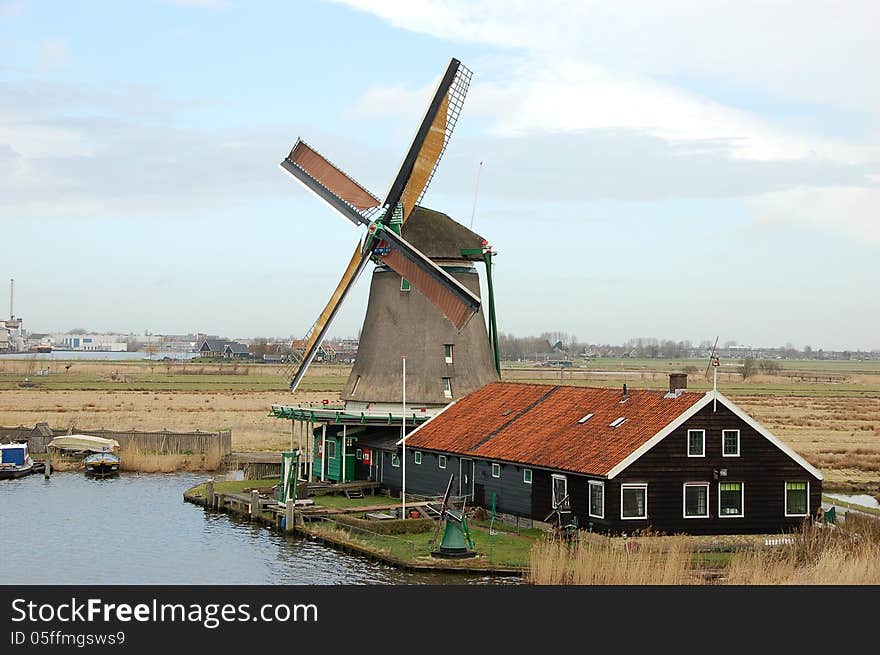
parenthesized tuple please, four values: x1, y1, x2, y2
(609, 417, 628, 428)
(578, 413, 594, 424)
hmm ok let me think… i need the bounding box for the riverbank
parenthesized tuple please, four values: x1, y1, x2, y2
(183, 479, 529, 576)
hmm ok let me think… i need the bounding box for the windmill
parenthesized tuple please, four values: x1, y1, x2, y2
(544, 493, 579, 539)
(429, 473, 476, 559)
(704, 336, 721, 411)
(279, 57, 499, 409)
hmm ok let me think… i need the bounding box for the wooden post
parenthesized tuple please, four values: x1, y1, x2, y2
(250, 490, 260, 520)
(205, 479, 214, 507)
(285, 498, 295, 533)
(44, 456, 51, 479)
(320, 425, 326, 482)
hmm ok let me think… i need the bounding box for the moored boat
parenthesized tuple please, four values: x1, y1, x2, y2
(83, 452, 120, 477)
(0, 443, 35, 479)
(47, 434, 121, 476)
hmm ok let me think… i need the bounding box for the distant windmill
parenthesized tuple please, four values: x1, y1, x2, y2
(279, 57, 499, 408)
(704, 336, 721, 410)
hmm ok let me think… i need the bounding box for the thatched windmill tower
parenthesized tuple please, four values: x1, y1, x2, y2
(280, 58, 499, 412)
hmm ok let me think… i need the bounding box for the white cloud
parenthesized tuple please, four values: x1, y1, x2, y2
(338, 0, 880, 246)
(748, 186, 880, 247)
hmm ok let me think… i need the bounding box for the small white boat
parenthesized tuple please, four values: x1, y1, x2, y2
(0, 443, 35, 479)
(47, 434, 121, 476)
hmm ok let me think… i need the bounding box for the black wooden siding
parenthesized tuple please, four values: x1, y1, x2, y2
(609, 401, 822, 535)
(368, 398, 820, 535)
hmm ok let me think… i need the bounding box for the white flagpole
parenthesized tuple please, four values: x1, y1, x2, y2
(401, 355, 407, 518)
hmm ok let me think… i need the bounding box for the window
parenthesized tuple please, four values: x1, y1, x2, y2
(356, 448, 362, 460)
(589, 480, 604, 519)
(523, 468, 532, 484)
(785, 482, 809, 517)
(722, 430, 740, 457)
(442, 377, 452, 399)
(719, 482, 744, 517)
(400, 278, 411, 291)
(414, 451, 422, 465)
(609, 416, 627, 428)
(444, 344, 454, 364)
(438, 455, 447, 469)
(491, 462, 501, 478)
(552, 474, 568, 509)
(578, 413, 594, 424)
(621, 484, 648, 519)
(687, 430, 705, 457)
(683, 483, 710, 518)
(325, 440, 336, 460)
(391, 453, 400, 468)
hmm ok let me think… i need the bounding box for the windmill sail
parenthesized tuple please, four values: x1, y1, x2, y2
(281, 139, 380, 226)
(288, 241, 372, 392)
(383, 58, 472, 223)
(375, 227, 480, 331)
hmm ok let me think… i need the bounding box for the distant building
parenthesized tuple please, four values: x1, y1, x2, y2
(56, 334, 127, 351)
(198, 338, 251, 360)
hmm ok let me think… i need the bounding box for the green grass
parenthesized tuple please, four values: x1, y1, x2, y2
(0, 371, 347, 392)
(822, 493, 880, 517)
(309, 518, 537, 567)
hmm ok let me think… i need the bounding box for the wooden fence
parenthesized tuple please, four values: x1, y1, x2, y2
(1, 425, 232, 459)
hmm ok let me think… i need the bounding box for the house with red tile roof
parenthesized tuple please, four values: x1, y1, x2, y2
(374, 377, 822, 535)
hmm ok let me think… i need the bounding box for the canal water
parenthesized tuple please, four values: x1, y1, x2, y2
(0, 473, 518, 585)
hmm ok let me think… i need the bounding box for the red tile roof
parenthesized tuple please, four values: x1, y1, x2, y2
(405, 381, 707, 476)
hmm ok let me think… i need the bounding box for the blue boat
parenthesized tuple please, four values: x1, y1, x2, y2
(0, 443, 35, 479)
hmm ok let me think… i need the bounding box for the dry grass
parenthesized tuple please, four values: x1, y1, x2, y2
(724, 517, 880, 584)
(529, 519, 880, 585)
(0, 387, 340, 453)
(118, 440, 222, 473)
(529, 533, 697, 585)
(735, 395, 880, 491)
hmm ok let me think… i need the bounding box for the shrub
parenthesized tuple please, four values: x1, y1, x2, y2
(335, 514, 433, 535)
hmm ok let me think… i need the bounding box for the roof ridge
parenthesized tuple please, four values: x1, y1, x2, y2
(469, 385, 561, 451)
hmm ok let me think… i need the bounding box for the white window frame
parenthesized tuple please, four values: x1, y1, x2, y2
(784, 481, 810, 517)
(414, 451, 422, 465)
(722, 429, 740, 457)
(588, 480, 605, 519)
(682, 482, 710, 519)
(523, 468, 532, 484)
(444, 344, 454, 364)
(551, 474, 568, 509)
(491, 462, 501, 478)
(326, 440, 336, 460)
(621, 483, 648, 520)
(356, 448, 362, 460)
(438, 454, 447, 469)
(442, 377, 452, 399)
(718, 481, 744, 518)
(391, 453, 400, 468)
(400, 278, 411, 291)
(687, 429, 705, 458)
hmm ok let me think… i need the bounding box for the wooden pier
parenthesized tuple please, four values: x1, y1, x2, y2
(183, 480, 524, 576)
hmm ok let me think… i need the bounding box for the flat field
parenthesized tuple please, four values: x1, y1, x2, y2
(1, 357, 877, 491)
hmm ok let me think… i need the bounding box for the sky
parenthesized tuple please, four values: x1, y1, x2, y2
(1, 0, 878, 351)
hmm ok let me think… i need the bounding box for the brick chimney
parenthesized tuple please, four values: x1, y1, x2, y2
(668, 373, 688, 393)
